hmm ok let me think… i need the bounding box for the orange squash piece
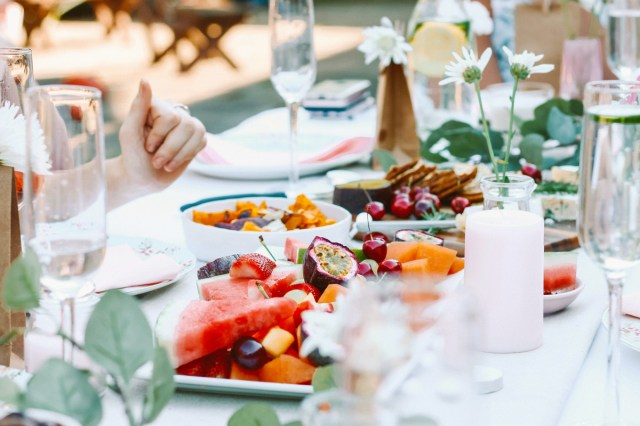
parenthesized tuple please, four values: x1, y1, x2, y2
(230, 362, 261, 381)
(415, 242, 457, 276)
(401, 258, 430, 276)
(385, 242, 420, 263)
(318, 284, 348, 304)
(258, 354, 316, 384)
(448, 257, 465, 274)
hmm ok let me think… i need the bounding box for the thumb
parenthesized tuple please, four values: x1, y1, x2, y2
(120, 79, 152, 142)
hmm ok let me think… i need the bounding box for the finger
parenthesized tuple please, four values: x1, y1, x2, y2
(145, 107, 182, 154)
(150, 120, 197, 169)
(163, 130, 205, 172)
(120, 80, 152, 143)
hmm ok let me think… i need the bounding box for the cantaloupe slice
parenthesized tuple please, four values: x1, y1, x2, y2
(448, 257, 465, 274)
(262, 327, 295, 358)
(415, 242, 457, 276)
(401, 258, 430, 276)
(385, 241, 420, 263)
(318, 283, 348, 304)
(230, 362, 261, 381)
(258, 354, 316, 384)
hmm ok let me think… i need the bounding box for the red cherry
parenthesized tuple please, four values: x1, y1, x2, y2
(378, 259, 402, 276)
(414, 199, 437, 218)
(420, 193, 441, 210)
(358, 261, 376, 277)
(391, 197, 413, 219)
(521, 163, 542, 182)
(69, 105, 83, 121)
(450, 197, 471, 214)
(409, 186, 425, 201)
(363, 232, 389, 243)
(363, 238, 388, 263)
(394, 186, 410, 195)
(287, 283, 322, 302)
(364, 201, 386, 220)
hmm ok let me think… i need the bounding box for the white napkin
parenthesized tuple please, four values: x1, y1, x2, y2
(93, 245, 182, 292)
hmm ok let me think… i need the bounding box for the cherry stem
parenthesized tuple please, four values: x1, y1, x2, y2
(259, 235, 277, 262)
(255, 281, 270, 299)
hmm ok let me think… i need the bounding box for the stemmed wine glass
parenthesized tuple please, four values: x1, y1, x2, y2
(23, 85, 107, 364)
(578, 81, 640, 424)
(606, 0, 640, 80)
(269, 0, 316, 194)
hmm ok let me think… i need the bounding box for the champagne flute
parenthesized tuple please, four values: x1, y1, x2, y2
(269, 0, 316, 194)
(578, 81, 640, 424)
(23, 85, 106, 364)
(607, 0, 640, 80)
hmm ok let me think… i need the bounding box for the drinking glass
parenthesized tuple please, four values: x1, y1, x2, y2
(23, 85, 106, 364)
(578, 81, 640, 424)
(269, 0, 316, 194)
(606, 0, 640, 80)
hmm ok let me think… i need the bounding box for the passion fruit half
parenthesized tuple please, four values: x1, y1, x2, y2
(303, 236, 358, 291)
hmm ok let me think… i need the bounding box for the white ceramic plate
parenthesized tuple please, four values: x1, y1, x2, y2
(104, 236, 196, 296)
(543, 279, 584, 315)
(602, 309, 640, 353)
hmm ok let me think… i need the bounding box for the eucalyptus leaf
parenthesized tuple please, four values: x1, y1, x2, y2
(24, 359, 102, 426)
(519, 134, 545, 169)
(520, 119, 548, 138)
(84, 290, 154, 383)
(0, 377, 23, 408)
(568, 98, 584, 116)
(143, 347, 176, 424)
(547, 107, 578, 145)
(447, 131, 487, 158)
(372, 149, 397, 172)
(312, 364, 338, 392)
(2, 250, 41, 311)
(228, 403, 281, 426)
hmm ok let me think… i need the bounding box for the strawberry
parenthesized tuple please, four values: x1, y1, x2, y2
(176, 358, 205, 376)
(229, 253, 276, 279)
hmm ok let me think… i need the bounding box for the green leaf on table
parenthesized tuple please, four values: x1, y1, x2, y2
(84, 290, 154, 383)
(228, 403, 281, 426)
(519, 119, 547, 138)
(143, 346, 176, 424)
(24, 359, 102, 426)
(312, 364, 339, 392)
(519, 133, 545, 169)
(283, 421, 303, 426)
(568, 98, 584, 116)
(447, 130, 487, 158)
(2, 250, 41, 311)
(372, 149, 397, 172)
(547, 107, 578, 145)
(0, 377, 23, 408)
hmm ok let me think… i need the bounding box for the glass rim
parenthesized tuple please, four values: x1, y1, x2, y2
(26, 84, 102, 100)
(480, 173, 536, 187)
(584, 80, 640, 93)
(0, 47, 32, 56)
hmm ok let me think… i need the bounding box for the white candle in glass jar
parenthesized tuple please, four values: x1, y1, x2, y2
(464, 209, 544, 353)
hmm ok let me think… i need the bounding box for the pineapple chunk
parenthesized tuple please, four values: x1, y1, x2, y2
(262, 326, 295, 358)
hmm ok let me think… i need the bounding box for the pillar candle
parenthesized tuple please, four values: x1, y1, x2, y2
(465, 209, 544, 353)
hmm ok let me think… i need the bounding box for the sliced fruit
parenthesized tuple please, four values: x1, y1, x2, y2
(298, 322, 333, 367)
(197, 254, 242, 279)
(198, 274, 254, 301)
(303, 237, 358, 291)
(394, 229, 444, 245)
(253, 265, 301, 297)
(410, 21, 467, 77)
(258, 354, 316, 385)
(448, 257, 465, 274)
(544, 252, 577, 294)
(385, 241, 420, 263)
(401, 258, 430, 276)
(318, 283, 349, 304)
(230, 361, 261, 381)
(229, 253, 276, 279)
(415, 241, 457, 276)
(284, 238, 308, 263)
(262, 327, 295, 358)
(156, 297, 297, 367)
(286, 282, 322, 301)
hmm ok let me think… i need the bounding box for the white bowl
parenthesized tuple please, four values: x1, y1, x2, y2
(182, 197, 352, 261)
(543, 278, 584, 315)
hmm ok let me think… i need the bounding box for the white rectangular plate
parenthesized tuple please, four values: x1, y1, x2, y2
(172, 375, 313, 399)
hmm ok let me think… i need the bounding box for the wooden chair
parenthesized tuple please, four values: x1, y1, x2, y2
(13, 0, 61, 45)
(86, 0, 142, 34)
(135, 0, 247, 72)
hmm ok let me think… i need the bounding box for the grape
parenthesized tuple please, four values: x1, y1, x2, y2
(231, 336, 269, 370)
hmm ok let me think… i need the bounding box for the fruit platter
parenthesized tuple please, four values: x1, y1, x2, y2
(152, 232, 465, 397)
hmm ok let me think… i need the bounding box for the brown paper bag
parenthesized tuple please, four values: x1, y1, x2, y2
(375, 63, 420, 166)
(515, 1, 614, 92)
(0, 165, 23, 366)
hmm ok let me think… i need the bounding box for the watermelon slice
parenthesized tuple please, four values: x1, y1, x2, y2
(544, 252, 578, 295)
(284, 238, 308, 263)
(199, 274, 254, 301)
(157, 297, 297, 367)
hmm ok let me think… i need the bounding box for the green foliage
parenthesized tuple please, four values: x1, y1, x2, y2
(25, 359, 102, 426)
(143, 347, 176, 424)
(0, 377, 22, 409)
(312, 364, 339, 392)
(227, 403, 282, 426)
(2, 250, 41, 311)
(372, 149, 397, 172)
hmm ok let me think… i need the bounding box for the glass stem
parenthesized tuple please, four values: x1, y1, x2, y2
(604, 273, 624, 424)
(288, 101, 300, 195)
(60, 297, 76, 365)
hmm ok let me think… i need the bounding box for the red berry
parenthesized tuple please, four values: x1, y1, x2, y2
(414, 199, 437, 218)
(409, 186, 425, 201)
(363, 232, 389, 243)
(521, 163, 542, 182)
(395, 186, 410, 195)
(293, 300, 316, 325)
(358, 261, 376, 277)
(363, 238, 387, 263)
(421, 193, 441, 210)
(364, 201, 386, 220)
(391, 197, 413, 219)
(378, 259, 402, 276)
(450, 197, 471, 214)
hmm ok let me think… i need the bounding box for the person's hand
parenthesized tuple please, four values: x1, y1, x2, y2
(107, 80, 206, 210)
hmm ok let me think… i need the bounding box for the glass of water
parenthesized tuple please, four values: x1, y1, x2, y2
(23, 85, 106, 364)
(578, 80, 640, 424)
(607, 0, 640, 80)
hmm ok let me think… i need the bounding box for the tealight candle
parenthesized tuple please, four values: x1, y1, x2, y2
(465, 209, 544, 353)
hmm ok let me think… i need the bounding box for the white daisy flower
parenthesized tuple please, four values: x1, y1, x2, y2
(300, 298, 347, 361)
(502, 47, 555, 80)
(0, 101, 49, 174)
(439, 47, 492, 86)
(358, 17, 412, 67)
(463, 1, 494, 36)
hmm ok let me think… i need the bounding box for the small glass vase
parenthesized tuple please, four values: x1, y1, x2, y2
(480, 174, 536, 211)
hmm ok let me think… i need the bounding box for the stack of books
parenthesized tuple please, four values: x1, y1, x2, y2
(302, 79, 373, 119)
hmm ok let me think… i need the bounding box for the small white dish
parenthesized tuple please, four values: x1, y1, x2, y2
(543, 278, 584, 315)
(182, 197, 352, 261)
